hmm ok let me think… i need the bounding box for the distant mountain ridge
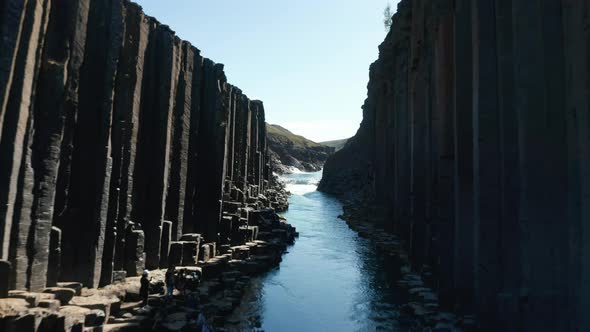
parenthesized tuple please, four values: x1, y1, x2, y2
(320, 138, 349, 152)
(266, 124, 334, 173)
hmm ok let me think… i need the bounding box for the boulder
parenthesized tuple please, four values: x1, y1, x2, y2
(218, 244, 231, 255)
(43, 287, 76, 305)
(85, 309, 106, 327)
(2, 312, 42, 332)
(250, 242, 270, 256)
(199, 243, 211, 262)
(8, 291, 55, 307)
(219, 216, 233, 244)
(207, 242, 216, 258)
(69, 294, 121, 321)
(174, 266, 202, 279)
(181, 241, 199, 266)
(168, 242, 183, 267)
(179, 233, 202, 243)
(103, 322, 142, 331)
(59, 305, 93, 330)
(37, 311, 71, 331)
(38, 299, 61, 311)
(125, 230, 145, 277)
(160, 221, 173, 268)
(160, 319, 187, 331)
(200, 260, 225, 279)
(0, 298, 29, 315)
(47, 227, 62, 287)
(112, 271, 127, 284)
(122, 277, 143, 302)
(56, 282, 83, 296)
(270, 228, 288, 242)
(230, 246, 250, 260)
(216, 253, 232, 263)
(239, 226, 258, 242)
(222, 201, 241, 214)
(0, 261, 11, 298)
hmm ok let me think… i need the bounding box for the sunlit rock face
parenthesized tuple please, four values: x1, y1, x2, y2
(320, 0, 590, 331)
(265, 124, 334, 174)
(0, 0, 276, 292)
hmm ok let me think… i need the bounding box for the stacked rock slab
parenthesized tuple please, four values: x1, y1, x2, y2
(319, 0, 590, 331)
(0, 0, 277, 294)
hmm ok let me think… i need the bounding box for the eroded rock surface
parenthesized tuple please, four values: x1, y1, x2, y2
(0, 0, 293, 325)
(320, 1, 590, 331)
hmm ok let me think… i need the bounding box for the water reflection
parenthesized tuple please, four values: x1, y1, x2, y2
(227, 171, 416, 331)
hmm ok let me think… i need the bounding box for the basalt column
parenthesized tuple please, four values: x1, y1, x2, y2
(0, 0, 275, 293)
(431, 0, 454, 307)
(194, 60, 230, 243)
(492, 0, 520, 329)
(512, 1, 569, 330)
(164, 41, 198, 241)
(319, 0, 590, 330)
(390, 1, 411, 242)
(0, 0, 51, 290)
(181, 49, 203, 236)
(101, 1, 151, 285)
(563, 0, 590, 329)
(131, 24, 181, 270)
(232, 94, 251, 200)
(224, 86, 238, 189)
(27, 0, 91, 291)
(248, 101, 266, 197)
(471, 0, 501, 326)
(56, 0, 123, 288)
(407, 0, 430, 272)
(371, 17, 394, 231)
(258, 104, 268, 192)
(452, 0, 476, 315)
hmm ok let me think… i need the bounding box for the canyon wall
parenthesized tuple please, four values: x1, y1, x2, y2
(319, 0, 590, 331)
(0, 0, 276, 293)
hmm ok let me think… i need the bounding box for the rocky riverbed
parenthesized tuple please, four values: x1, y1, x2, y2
(0, 206, 297, 332)
(338, 200, 477, 332)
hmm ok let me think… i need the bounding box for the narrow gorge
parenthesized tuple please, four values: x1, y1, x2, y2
(0, 0, 295, 330)
(1, 0, 590, 331)
(321, 0, 590, 331)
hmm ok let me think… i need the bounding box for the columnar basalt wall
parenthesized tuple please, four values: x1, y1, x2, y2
(319, 0, 590, 331)
(0, 0, 274, 292)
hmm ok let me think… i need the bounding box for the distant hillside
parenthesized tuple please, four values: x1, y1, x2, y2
(320, 138, 349, 152)
(266, 124, 334, 173)
(267, 124, 323, 148)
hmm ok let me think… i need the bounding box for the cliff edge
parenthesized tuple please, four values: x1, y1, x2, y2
(319, 0, 590, 330)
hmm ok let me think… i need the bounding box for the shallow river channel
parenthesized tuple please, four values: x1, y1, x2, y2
(228, 171, 416, 331)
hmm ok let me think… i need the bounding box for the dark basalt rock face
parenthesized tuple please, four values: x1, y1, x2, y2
(320, 0, 590, 331)
(0, 0, 281, 294)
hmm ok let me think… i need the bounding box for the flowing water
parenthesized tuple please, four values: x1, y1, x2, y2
(229, 171, 415, 331)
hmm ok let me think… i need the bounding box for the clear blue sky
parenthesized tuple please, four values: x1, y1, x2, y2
(134, 0, 399, 142)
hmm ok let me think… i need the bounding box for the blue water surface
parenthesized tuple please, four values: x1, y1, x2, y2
(229, 171, 414, 332)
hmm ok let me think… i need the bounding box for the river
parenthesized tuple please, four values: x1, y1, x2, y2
(228, 171, 416, 331)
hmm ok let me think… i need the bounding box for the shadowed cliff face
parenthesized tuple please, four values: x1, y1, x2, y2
(0, 0, 275, 291)
(320, 0, 590, 331)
